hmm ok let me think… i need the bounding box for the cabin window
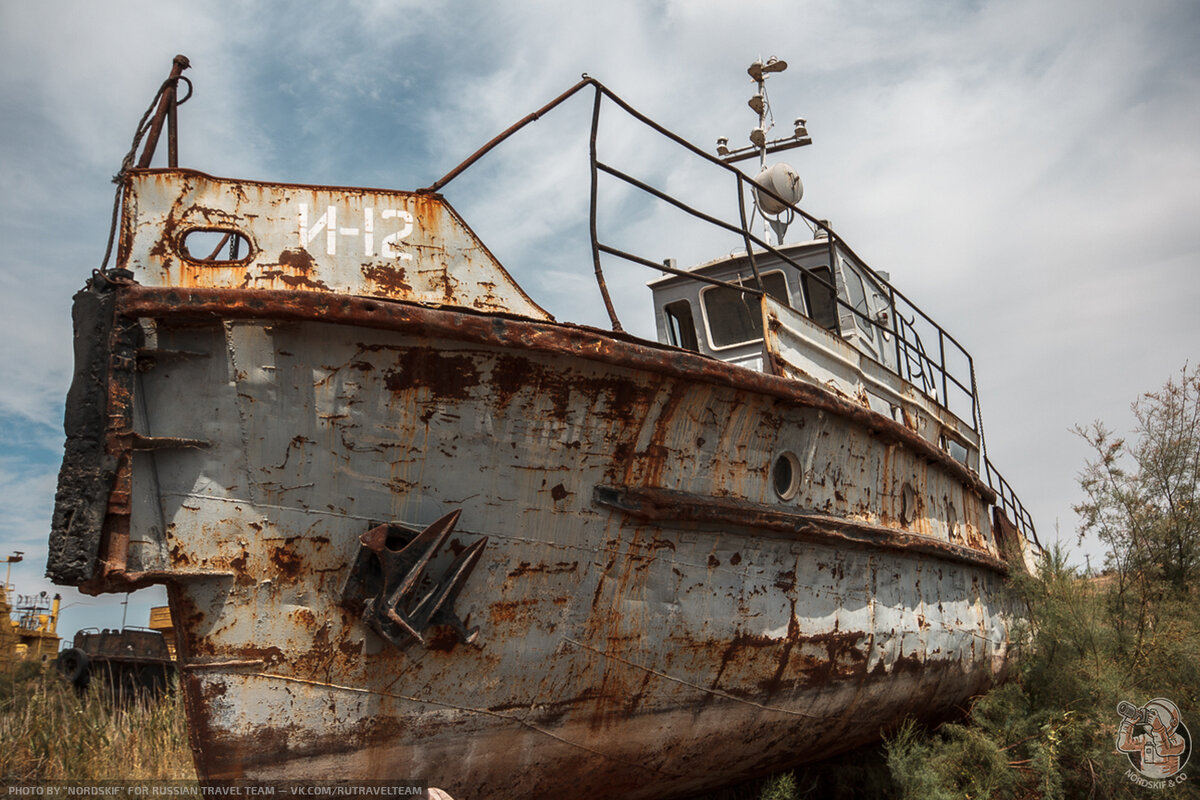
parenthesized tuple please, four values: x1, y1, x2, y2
(842, 265, 874, 336)
(942, 435, 970, 466)
(700, 271, 789, 349)
(800, 266, 838, 331)
(663, 300, 699, 351)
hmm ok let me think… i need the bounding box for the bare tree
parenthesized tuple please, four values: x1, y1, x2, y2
(1074, 363, 1200, 656)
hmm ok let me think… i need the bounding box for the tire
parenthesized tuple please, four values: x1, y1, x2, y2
(56, 648, 90, 686)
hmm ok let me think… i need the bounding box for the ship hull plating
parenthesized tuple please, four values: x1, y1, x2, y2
(53, 284, 1017, 798)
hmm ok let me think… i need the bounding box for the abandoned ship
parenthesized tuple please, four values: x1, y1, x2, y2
(48, 55, 1040, 798)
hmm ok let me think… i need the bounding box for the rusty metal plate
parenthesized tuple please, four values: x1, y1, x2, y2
(762, 296, 980, 465)
(117, 169, 552, 319)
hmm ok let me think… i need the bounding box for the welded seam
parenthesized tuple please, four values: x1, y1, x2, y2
(224, 321, 259, 507)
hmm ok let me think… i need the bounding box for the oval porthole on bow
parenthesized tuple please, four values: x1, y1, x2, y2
(773, 451, 802, 500)
(178, 227, 254, 265)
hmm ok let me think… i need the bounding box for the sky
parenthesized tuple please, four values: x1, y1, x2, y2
(1, 0, 1198, 641)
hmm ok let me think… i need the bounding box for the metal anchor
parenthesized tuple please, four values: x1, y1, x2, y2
(341, 509, 487, 649)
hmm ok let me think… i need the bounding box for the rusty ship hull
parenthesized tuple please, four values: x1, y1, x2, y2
(54, 280, 1017, 797)
(48, 69, 1038, 799)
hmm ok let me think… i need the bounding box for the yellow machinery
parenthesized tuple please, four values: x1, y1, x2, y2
(147, 605, 177, 660)
(2, 552, 61, 668)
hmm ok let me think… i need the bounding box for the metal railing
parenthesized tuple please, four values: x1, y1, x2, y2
(985, 457, 1038, 547)
(424, 77, 1040, 550)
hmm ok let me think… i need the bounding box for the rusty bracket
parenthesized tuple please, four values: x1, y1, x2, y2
(341, 510, 487, 649)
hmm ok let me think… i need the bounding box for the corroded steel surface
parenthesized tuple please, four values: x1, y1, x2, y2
(50, 279, 1025, 798)
(117, 169, 551, 319)
(594, 485, 1008, 573)
(763, 296, 980, 462)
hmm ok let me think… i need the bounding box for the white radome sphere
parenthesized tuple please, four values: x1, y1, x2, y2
(755, 162, 803, 215)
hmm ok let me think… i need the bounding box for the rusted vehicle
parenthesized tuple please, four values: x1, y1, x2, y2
(56, 627, 174, 695)
(47, 56, 1039, 798)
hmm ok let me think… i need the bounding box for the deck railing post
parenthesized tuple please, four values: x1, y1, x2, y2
(736, 178, 764, 293)
(938, 330, 948, 412)
(588, 86, 623, 332)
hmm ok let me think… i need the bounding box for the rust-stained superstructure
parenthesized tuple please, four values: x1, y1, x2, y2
(48, 58, 1040, 798)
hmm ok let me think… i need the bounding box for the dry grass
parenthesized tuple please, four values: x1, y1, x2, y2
(0, 660, 196, 782)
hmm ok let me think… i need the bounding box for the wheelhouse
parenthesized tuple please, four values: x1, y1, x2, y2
(651, 232, 895, 376)
(649, 229, 988, 478)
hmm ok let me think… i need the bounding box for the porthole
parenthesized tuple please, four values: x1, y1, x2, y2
(178, 227, 255, 265)
(773, 451, 802, 500)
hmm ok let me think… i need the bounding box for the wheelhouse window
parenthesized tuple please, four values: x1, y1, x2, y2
(800, 265, 838, 331)
(664, 299, 699, 351)
(842, 264, 874, 336)
(701, 271, 790, 349)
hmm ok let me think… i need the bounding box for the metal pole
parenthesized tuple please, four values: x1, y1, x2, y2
(137, 55, 190, 169)
(890, 287, 902, 375)
(423, 78, 594, 194)
(736, 178, 763, 292)
(938, 330, 948, 410)
(755, 70, 768, 245)
(167, 78, 181, 167)
(3, 553, 22, 598)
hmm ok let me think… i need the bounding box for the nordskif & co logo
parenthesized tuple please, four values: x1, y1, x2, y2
(1116, 698, 1191, 787)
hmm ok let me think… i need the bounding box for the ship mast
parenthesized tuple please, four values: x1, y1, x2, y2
(716, 57, 812, 245)
(2, 552, 22, 603)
